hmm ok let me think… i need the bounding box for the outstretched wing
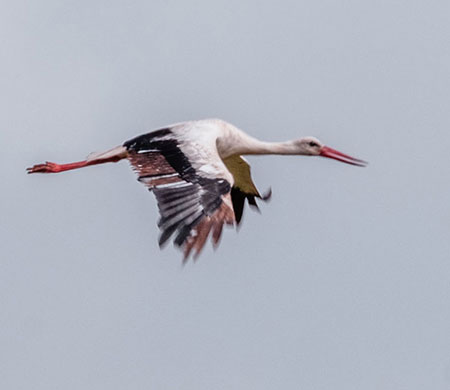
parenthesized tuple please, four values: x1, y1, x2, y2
(124, 127, 235, 260)
(222, 155, 271, 224)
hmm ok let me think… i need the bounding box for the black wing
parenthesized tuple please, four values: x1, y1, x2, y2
(124, 128, 235, 260)
(222, 155, 271, 225)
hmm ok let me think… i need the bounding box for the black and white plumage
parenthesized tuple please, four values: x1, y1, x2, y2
(27, 119, 366, 261)
(123, 127, 236, 258)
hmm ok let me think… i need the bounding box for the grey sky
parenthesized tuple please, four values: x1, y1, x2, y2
(2, 0, 450, 389)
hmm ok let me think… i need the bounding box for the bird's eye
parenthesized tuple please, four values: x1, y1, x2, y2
(309, 141, 318, 147)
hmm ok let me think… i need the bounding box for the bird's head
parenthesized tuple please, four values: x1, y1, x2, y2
(293, 136, 367, 166)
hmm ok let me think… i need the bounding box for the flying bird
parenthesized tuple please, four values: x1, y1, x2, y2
(27, 119, 366, 260)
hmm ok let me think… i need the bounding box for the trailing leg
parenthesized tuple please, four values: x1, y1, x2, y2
(27, 145, 128, 174)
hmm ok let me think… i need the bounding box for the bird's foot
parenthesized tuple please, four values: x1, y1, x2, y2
(27, 162, 62, 174)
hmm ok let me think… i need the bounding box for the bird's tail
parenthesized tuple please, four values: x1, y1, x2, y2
(27, 145, 128, 174)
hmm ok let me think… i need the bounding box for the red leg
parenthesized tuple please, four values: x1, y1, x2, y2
(27, 156, 123, 174)
(27, 160, 89, 174)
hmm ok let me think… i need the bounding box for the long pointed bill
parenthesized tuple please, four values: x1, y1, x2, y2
(320, 146, 367, 167)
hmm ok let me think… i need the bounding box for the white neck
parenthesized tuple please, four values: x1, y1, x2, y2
(218, 129, 303, 158)
(239, 138, 300, 155)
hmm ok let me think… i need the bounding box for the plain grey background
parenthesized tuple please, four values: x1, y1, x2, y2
(2, 0, 450, 389)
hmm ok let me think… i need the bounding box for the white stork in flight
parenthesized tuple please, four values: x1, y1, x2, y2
(27, 119, 367, 261)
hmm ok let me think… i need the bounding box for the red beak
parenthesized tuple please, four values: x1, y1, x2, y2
(320, 146, 367, 167)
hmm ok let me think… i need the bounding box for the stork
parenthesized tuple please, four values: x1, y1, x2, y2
(27, 119, 367, 261)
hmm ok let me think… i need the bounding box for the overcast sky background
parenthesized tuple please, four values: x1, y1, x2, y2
(2, 1, 450, 389)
